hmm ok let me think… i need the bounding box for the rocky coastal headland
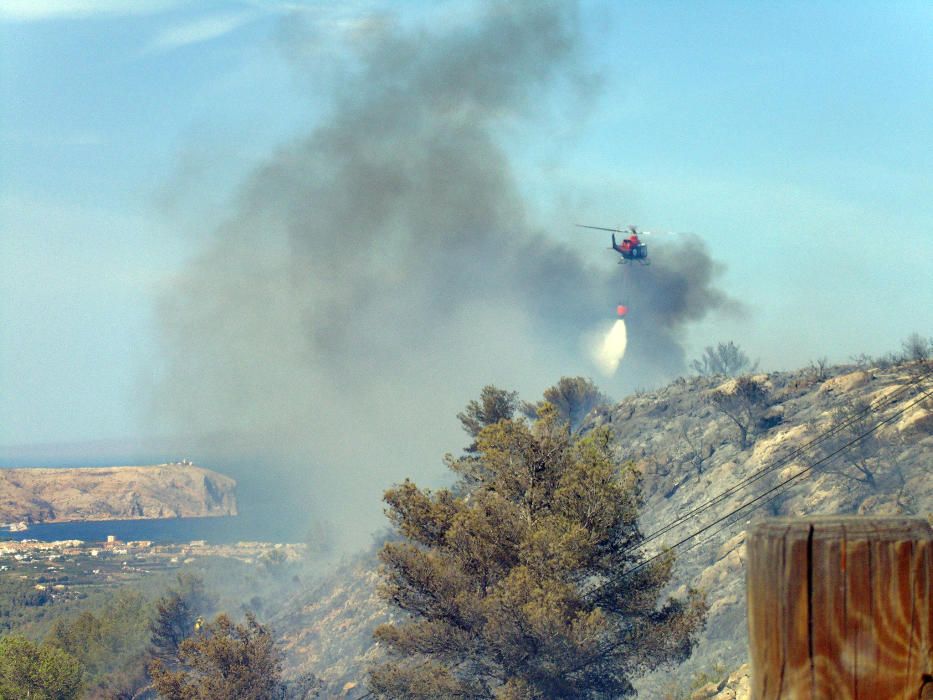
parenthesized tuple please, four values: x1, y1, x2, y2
(0, 463, 237, 524)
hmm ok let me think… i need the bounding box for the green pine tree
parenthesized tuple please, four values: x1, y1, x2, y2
(370, 394, 706, 699)
(0, 634, 83, 700)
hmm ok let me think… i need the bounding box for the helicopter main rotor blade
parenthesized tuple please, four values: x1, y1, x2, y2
(576, 224, 626, 233)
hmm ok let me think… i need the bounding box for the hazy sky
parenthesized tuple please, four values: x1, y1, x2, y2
(1, 1, 930, 534)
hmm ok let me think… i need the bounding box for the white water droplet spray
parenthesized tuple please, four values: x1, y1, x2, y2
(591, 319, 628, 376)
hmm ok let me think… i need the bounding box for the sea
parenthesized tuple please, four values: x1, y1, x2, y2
(1, 516, 298, 545)
(0, 444, 312, 545)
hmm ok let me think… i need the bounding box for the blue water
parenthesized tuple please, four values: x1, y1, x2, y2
(0, 447, 318, 545)
(2, 516, 295, 545)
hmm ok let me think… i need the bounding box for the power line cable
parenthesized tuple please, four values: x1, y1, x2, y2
(669, 472, 806, 566)
(571, 379, 933, 667)
(625, 366, 932, 558)
(631, 367, 930, 551)
(609, 383, 932, 585)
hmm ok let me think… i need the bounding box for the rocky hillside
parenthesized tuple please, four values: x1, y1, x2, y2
(610, 362, 931, 694)
(273, 360, 932, 697)
(0, 463, 238, 523)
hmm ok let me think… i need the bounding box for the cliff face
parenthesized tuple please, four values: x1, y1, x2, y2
(0, 463, 237, 523)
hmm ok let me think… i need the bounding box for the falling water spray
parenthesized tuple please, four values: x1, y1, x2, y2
(591, 319, 628, 376)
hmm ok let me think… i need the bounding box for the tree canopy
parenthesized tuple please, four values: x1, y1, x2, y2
(819, 397, 880, 488)
(149, 612, 295, 700)
(690, 341, 758, 377)
(44, 589, 152, 698)
(150, 573, 217, 667)
(709, 376, 771, 449)
(457, 385, 520, 452)
(0, 634, 83, 700)
(370, 393, 705, 699)
(523, 377, 610, 433)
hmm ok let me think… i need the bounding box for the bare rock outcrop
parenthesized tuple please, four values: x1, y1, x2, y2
(0, 463, 237, 523)
(691, 664, 750, 700)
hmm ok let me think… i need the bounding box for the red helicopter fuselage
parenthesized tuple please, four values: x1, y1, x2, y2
(611, 232, 648, 262)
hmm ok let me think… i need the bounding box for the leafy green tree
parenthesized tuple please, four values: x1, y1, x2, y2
(523, 377, 609, 433)
(709, 376, 770, 448)
(902, 332, 932, 363)
(370, 401, 706, 699)
(819, 397, 880, 488)
(448, 384, 519, 493)
(303, 518, 335, 558)
(150, 574, 216, 666)
(45, 589, 152, 698)
(0, 580, 51, 633)
(151, 593, 194, 667)
(690, 341, 758, 377)
(148, 613, 302, 700)
(46, 611, 104, 671)
(262, 548, 288, 571)
(0, 634, 83, 700)
(173, 574, 215, 623)
(457, 385, 519, 452)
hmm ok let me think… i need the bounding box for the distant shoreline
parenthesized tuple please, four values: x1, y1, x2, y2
(0, 515, 269, 546)
(3, 511, 232, 529)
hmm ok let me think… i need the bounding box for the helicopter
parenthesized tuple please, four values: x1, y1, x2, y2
(576, 224, 652, 264)
(577, 223, 658, 319)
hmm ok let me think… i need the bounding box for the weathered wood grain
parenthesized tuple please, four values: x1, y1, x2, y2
(747, 516, 932, 700)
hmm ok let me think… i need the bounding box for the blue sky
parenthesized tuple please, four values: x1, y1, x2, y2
(2, 0, 931, 451)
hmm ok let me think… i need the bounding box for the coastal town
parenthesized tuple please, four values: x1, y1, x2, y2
(0, 535, 307, 602)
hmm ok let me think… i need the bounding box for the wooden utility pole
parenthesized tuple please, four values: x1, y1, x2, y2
(747, 516, 932, 700)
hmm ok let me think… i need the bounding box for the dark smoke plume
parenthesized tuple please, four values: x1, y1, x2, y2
(153, 1, 733, 548)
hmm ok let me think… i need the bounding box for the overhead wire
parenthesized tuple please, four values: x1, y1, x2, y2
(610, 379, 932, 585)
(632, 366, 931, 550)
(624, 365, 932, 559)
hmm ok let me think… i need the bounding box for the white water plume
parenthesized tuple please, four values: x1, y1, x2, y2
(591, 319, 628, 375)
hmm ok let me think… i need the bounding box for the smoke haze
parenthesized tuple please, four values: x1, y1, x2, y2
(152, 1, 734, 548)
